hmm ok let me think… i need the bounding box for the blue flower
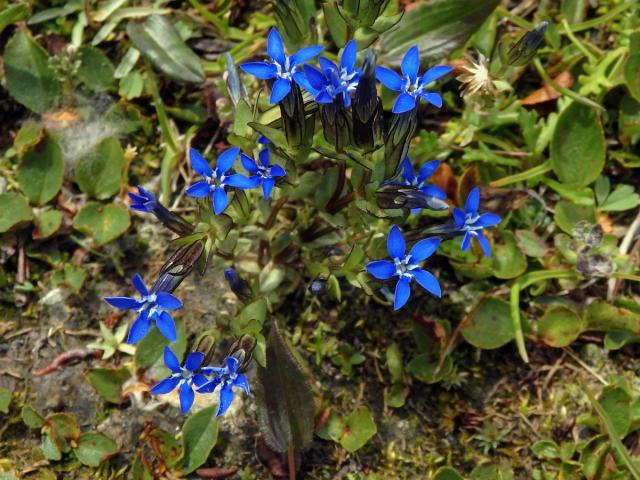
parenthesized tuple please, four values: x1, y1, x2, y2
(452, 187, 502, 258)
(104, 274, 182, 344)
(240, 28, 323, 104)
(128, 186, 157, 212)
(302, 40, 360, 106)
(150, 347, 208, 414)
(366, 225, 441, 310)
(398, 156, 447, 213)
(198, 356, 250, 417)
(240, 148, 286, 199)
(376, 46, 452, 114)
(186, 147, 259, 215)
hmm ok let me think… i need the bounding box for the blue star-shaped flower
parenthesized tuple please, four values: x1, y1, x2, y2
(186, 147, 259, 215)
(240, 148, 286, 199)
(398, 156, 447, 213)
(104, 274, 182, 344)
(376, 46, 452, 114)
(452, 187, 502, 258)
(366, 225, 441, 310)
(150, 347, 208, 414)
(302, 40, 360, 107)
(198, 356, 250, 417)
(128, 186, 157, 212)
(240, 28, 324, 104)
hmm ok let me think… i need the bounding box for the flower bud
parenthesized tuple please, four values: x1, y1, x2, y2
(352, 49, 382, 151)
(503, 21, 548, 67)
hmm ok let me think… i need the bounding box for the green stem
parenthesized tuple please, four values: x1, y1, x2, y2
(186, 0, 228, 37)
(510, 269, 578, 363)
(532, 58, 605, 111)
(561, 19, 597, 64)
(490, 160, 551, 187)
(147, 72, 180, 154)
(584, 387, 640, 480)
(567, 2, 636, 33)
(612, 272, 640, 282)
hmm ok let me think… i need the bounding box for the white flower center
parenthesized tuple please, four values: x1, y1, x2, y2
(394, 255, 417, 278)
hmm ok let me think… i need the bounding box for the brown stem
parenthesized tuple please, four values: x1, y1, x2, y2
(32, 349, 101, 377)
(287, 445, 296, 480)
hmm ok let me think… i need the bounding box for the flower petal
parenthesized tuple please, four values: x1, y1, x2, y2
(302, 65, 328, 91)
(387, 225, 406, 258)
(318, 57, 338, 73)
(163, 346, 181, 373)
(258, 148, 270, 167)
(422, 184, 447, 199)
(179, 381, 195, 414)
(155, 311, 177, 343)
(226, 173, 260, 189)
(392, 92, 416, 114)
(197, 377, 220, 394)
(419, 65, 453, 85)
(190, 148, 213, 177)
(475, 213, 501, 228)
(401, 45, 420, 83)
(409, 238, 441, 262)
(216, 384, 235, 416)
(156, 292, 182, 310)
(267, 28, 286, 65)
(461, 232, 472, 251)
(234, 374, 250, 394)
(375, 66, 403, 91)
(393, 277, 411, 310)
(127, 312, 151, 344)
(293, 71, 316, 94)
(225, 356, 239, 372)
(366, 260, 395, 280)
(412, 269, 441, 297)
(212, 187, 229, 215)
(452, 207, 466, 227)
(262, 177, 275, 199)
(400, 156, 415, 183)
(239, 61, 277, 80)
(270, 164, 286, 177)
(132, 273, 148, 296)
(184, 351, 205, 372)
(341, 40, 357, 71)
(186, 181, 211, 198)
(417, 160, 440, 182)
(104, 296, 140, 310)
(476, 235, 492, 258)
(192, 374, 209, 388)
(291, 45, 324, 65)
(240, 153, 258, 174)
(315, 90, 334, 103)
(465, 187, 480, 213)
(216, 146, 240, 173)
(419, 91, 443, 108)
(270, 78, 292, 104)
(150, 376, 180, 394)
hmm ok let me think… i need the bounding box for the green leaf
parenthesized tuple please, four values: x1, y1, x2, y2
(181, 405, 219, 475)
(433, 467, 465, 480)
(0, 387, 11, 413)
(17, 134, 64, 205)
(0, 3, 30, 36)
(339, 407, 377, 453)
(0, 193, 33, 233)
(86, 367, 131, 404)
(538, 306, 585, 347)
(406, 355, 452, 384)
(625, 54, 640, 102)
(13, 122, 44, 155)
(386, 343, 403, 383)
(585, 301, 640, 335)
(3, 29, 60, 113)
(126, 14, 205, 83)
(599, 386, 632, 438)
(75, 137, 125, 199)
(379, 0, 500, 65)
(44, 412, 79, 453)
(21, 404, 44, 429)
(323, 3, 348, 48)
(34, 209, 63, 239)
(550, 102, 606, 187)
(514, 229, 548, 258)
(462, 297, 515, 349)
(256, 322, 315, 452)
(77, 45, 115, 92)
(73, 202, 130, 245)
(74, 432, 118, 467)
(491, 231, 527, 279)
(531, 439, 561, 460)
(41, 434, 62, 461)
(598, 184, 640, 212)
(554, 200, 596, 234)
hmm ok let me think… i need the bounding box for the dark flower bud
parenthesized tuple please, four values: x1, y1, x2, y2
(320, 98, 352, 153)
(224, 267, 253, 302)
(504, 21, 548, 67)
(352, 49, 383, 151)
(383, 109, 418, 179)
(129, 186, 194, 236)
(152, 241, 205, 294)
(277, 82, 313, 148)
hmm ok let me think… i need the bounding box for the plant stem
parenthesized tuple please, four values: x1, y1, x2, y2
(490, 160, 551, 187)
(510, 269, 578, 363)
(288, 445, 296, 480)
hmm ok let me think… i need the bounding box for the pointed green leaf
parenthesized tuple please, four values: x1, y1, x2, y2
(0, 193, 32, 233)
(77, 45, 115, 92)
(181, 405, 219, 475)
(339, 407, 377, 452)
(86, 367, 131, 404)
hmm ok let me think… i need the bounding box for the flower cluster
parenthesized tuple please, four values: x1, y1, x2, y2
(151, 347, 249, 415)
